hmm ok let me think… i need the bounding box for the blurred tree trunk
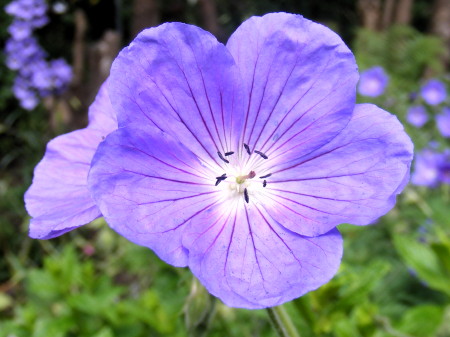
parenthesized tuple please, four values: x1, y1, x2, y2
(49, 8, 88, 130)
(394, 0, 413, 25)
(360, 0, 415, 31)
(72, 9, 87, 87)
(381, 0, 395, 29)
(358, 0, 381, 30)
(87, 30, 121, 104)
(131, 0, 160, 39)
(431, 0, 450, 70)
(198, 0, 221, 39)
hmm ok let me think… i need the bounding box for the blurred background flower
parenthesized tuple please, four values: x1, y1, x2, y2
(406, 105, 428, 127)
(421, 79, 447, 105)
(358, 66, 389, 97)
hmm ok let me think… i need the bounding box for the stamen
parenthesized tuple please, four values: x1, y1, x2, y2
(243, 143, 251, 155)
(254, 150, 268, 159)
(263, 180, 267, 187)
(224, 151, 234, 156)
(244, 188, 249, 203)
(217, 151, 229, 163)
(259, 173, 272, 179)
(215, 173, 227, 186)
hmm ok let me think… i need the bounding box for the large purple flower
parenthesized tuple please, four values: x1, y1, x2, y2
(86, 13, 413, 308)
(25, 81, 117, 239)
(357, 66, 389, 97)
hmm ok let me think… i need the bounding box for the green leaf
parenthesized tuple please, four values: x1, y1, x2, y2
(0, 292, 12, 311)
(92, 327, 114, 337)
(395, 305, 444, 336)
(393, 235, 450, 295)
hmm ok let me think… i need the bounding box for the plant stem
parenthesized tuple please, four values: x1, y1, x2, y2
(266, 305, 301, 337)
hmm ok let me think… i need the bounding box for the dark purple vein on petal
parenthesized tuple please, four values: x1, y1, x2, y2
(159, 200, 220, 233)
(121, 169, 211, 186)
(258, 55, 334, 153)
(262, 193, 321, 223)
(270, 136, 385, 175)
(191, 41, 227, 154)
(243, 205, 268, 293)
(164, 34, 225, 158)
(248, 41, 306, 151)
(138, 190, 218, 205)
(265, 78, 353, 159)
(138, 42, 222, 169)
(121, 145, 209, 181)
(254, 206, 307, 271)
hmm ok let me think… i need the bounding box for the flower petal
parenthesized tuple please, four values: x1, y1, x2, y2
(25, 129, 104, 239)
(263, 103, 413, 237)
(183, 203, 342, 308)
(108, 23, 246, 168)
(25, 82, 117, 239)
(88, 124, 221, 267)
(226, 12, 358, 161)
(88, 79, 117, 133)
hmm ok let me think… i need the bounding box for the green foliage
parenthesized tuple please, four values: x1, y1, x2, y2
(0, 237, 188, 337)
(354, 25, 445, 92)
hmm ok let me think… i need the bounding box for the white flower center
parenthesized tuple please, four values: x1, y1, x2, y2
(214, 146, 271, 204)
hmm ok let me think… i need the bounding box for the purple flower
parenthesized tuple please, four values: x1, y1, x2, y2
(411, 150, 441, 187)
(421, 79, 446, 106)
(7, 20, 33, 40)
(5, 0, 71, 108)
(25, 81, 117, 238)
(406, 105, 428, 128)
(411, 149, 450, 187)
(29, 59, 72, 95)
(436, 107, 450, 137)
(438, 150, 450, 184)
(5, 37, 44, 70)
(5, 0, 47, 21)
(358, 66, 389, 97)
(12, 76, 39, 110)
(81, 14, 412, 308)
(49, 59, 72, 91)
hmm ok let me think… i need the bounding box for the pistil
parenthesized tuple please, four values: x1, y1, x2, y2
(236, 170, 256, 184)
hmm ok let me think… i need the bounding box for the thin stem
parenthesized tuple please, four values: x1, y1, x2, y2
(266, 305, 301, 337)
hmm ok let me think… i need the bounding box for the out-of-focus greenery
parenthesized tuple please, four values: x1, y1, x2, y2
(1, 0, 450, 336)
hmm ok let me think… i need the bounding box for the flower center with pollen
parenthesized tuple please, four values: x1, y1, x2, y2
(214, 143, 272, 204)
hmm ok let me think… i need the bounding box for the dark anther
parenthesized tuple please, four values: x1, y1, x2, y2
(243, 143, 251, 155)
(254, 150, 268, 159)
(224, 151, 234, 156)
(217, 151, 229, 163)
(263, 180, 267, 187)
(215, 173, 227, 186)
(244, 188, 249, 203)
(259, 173, 272, 179)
